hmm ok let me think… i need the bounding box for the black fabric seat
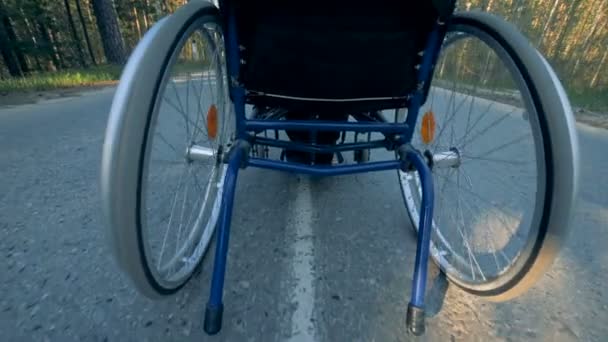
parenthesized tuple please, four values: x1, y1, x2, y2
(232, 0, 455, 113)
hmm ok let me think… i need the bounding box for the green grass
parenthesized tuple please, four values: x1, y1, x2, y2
(566, 87, 608, 113)
(434, 76, 608, 113)
(0, 65, 122, 93)
(0, 61, 214, 93)
(1, 63, 605, 114)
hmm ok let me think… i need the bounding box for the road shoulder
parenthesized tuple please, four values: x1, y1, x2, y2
(1, 85, 607, 130)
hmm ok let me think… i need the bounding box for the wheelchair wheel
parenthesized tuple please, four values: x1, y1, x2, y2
(399, 11, 579, 301)
(100, 2, 232, 297)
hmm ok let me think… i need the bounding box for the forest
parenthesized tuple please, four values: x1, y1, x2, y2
(0, 0, 606, 110)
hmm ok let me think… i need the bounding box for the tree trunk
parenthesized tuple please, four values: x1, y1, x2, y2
(485, 0, 495, 11)
(47, 27, 67, 69)
(75, 0, 97, 65)
(142, 1, 150, 31)
(64, 0, 87, 67)
(590, 48, 607, 88)
(0, 14, 22, 77)
(91, 0, 127, 64)
(537, 0, 560, 48)
(20, 13, 43, 72)
(2, 12, 28, 74)
(553, 0, 580, 60)
(36, 19, 59, 71)
(570, 1, 605, 78)
(132, 5, 142, 39)
(514, 0, 536, 37)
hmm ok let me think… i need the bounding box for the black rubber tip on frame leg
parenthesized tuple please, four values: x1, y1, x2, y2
(406, 303, 425, 336)
(204, 304, 223, 335)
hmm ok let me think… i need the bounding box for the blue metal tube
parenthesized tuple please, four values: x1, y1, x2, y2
(248, 158, 400, 176)
(233, 90, 247, 139)
(225, 7, 247, 138)
(406, 150, 435, 308)
(206, 147, 243, 309)
(253, 137, 388, 154)
(246, 119, 409, 134)
(403, 24, 445, 142)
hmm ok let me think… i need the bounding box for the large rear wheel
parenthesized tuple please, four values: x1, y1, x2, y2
(399, 11, 579, 301)
(101, 2, 233, 297)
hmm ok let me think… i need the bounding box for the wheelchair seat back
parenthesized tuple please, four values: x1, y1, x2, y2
(231, 0, 455, 112)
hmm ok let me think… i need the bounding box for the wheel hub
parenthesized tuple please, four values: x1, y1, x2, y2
(186, 144, 215, 162)
(429, 147, 461, 169)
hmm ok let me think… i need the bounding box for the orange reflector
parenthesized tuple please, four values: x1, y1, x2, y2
(421, 110, 436, 145)
(207, 104, 218, 139)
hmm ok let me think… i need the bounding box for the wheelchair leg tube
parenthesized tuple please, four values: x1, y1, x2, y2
(405, 149, 434, 336)
(203, 147, 243, 335)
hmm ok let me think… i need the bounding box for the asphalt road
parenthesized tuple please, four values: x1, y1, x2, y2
(1, 87, 607, 341)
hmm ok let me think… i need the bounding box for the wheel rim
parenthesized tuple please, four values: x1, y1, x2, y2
(400, 24, 547, 289)
(139, 19, 232, 289)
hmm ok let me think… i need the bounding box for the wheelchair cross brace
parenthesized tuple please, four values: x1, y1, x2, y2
(203, 5, 446, 337)
(203, 139, 435, 336)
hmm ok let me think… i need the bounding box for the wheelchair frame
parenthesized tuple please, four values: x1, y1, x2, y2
(203, 2, 449, 336)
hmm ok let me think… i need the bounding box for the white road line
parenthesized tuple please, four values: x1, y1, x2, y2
(287, 177, 317, 342)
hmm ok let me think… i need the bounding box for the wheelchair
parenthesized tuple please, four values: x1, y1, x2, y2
(100, 0, 579, 336)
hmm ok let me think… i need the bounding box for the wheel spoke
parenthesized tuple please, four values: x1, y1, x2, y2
(157, 165, 189, 269)
(189, 78, 209, 144)
(192, 41, 220, 143)
(170, 80, 190, 140)
(436, 173, 510, 213)
(152, 159, 185, 165)
(436, 172, 522, 239)
(431, 82, 469, 152)
(139, 21, 231, 288)
(155, 132, 181, 156)
(467, 132, 531, 160)
(460, 167, 474, 191)
(182, 186, 204, 251)
(189, 71, 207, 143)
(461, 157, 536, 181)
(460, 166, 534, 201)
(186, 71, 191, 144)
(459, 50, 495, 145)
(457, 107, 519, 148)
(175, 166, 193, 258)
(458, 190, 503, 273)
(461, 155, 530, 165)
(163, 94, 208, 139)
(456, 169, 486, 281)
